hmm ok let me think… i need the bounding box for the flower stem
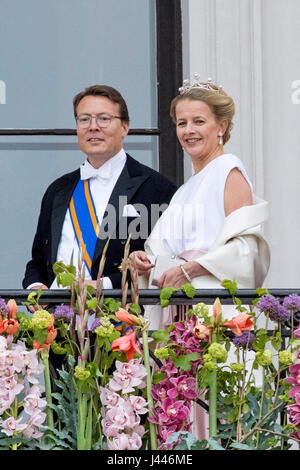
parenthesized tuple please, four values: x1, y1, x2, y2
(42, 350, 54, 429)
(209, 332, 217, 440)
(142, 328, 157, 450)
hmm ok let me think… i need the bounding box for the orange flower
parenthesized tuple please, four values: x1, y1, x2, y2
(7, 299, 18, 320)
(0, 316, 4, 334)
(3, 318, 19, 335)
(111, 331, 142, 361)
(212, 297, 223, 326)
(193, 323, 211, 341)
(33, 314, 57, 350)
(115, 308, 141, 325)
(223, 312, 253, 336)
(33, 340, 50, 350)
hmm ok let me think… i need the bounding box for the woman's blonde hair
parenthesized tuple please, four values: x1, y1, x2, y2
(170, 84, 235, 144)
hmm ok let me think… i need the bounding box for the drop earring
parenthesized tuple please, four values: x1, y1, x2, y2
(218, 131, 223, 145)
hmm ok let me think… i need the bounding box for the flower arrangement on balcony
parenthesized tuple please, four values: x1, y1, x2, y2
(0, 242, 300, 450)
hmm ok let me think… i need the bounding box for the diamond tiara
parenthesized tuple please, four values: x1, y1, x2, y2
(178, 73, 223, 95)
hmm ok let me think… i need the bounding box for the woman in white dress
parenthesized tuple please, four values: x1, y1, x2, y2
(130, 76, 270, 329)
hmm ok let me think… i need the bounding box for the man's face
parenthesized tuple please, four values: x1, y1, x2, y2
(76, 95, 129, 166)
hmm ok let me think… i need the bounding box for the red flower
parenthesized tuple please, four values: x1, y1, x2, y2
(223, 312, 253, 336)
(7, 299, 18, 320)
(111, 331, 142, 361)
(0, 316, 4, 334)
(115, 308, 140, 325)
(3, 318, 19, 335)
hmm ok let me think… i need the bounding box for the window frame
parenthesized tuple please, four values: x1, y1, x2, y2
(0, 0, 183, 186)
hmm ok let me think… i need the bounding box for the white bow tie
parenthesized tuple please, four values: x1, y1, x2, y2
(80, 162, 111, 183)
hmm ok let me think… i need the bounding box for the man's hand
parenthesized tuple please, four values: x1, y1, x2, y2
(129, 251, 154, 277)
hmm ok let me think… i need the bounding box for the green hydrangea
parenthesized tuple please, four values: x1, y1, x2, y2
(74, 366, 91, 381)
(230, 363, 244, 372)
(279, 350, 294, 366)
(255, 350, 273, 367)
(32, 310, 52, 329)
(51, 340, 67, 355)
(95, 324, 114, 338)
(19, 316, 34, 331)
(208, 343, 228, 362)
(154, 347, 169, 360)
(204, 361, 218, 371)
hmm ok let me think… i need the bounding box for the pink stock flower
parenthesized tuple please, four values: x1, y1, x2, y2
(1, 416, 27, 436)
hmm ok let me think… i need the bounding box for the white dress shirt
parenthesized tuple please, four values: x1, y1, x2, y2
(29, 149, 127, 290)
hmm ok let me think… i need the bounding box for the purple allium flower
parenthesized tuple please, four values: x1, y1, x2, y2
(0, 298, 9, 316)
(257, 295, 290, 322)
(257, 295, 280, 316)
(90, 318, 101, 332)
(283, 294, 300, 312)
(53, 304, 74, 321)
(275, 305, 291, 322)
(232, 331, 255, 350)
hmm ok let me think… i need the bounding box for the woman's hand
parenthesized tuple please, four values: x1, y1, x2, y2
(156, 261, 209, 288)
(129, 251, 154, 277)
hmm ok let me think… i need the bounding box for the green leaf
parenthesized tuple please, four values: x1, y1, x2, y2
(230, 443, 255, 450)
(271, 331, 282, 351)
(129, 303, 141, 315)
(173, 352, 199, 371)
(152, 329, 169, 344)
(57, 272, 75, 287)
(167, 431, 204, 450)
(152, 371, 166, 384)
(207, 438, 225, 450)
(253, 328, 268, 352)
(181, 283, 196, 298)
(160, 286, 178, 307)
(103, 297, 121, 312)
(86, 297, 98, 311)
(255, 288, 270, 297)
(221, 279, 237, 295)
(33, 327, 48, 345)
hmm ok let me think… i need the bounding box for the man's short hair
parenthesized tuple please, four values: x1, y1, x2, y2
(73, 85, 130, 123)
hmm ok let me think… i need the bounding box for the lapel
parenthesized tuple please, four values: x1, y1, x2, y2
(92, 155, 149, 263)
(50, 170, 80, 264)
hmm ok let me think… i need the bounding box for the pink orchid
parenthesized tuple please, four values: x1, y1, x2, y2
(159, 397, 190, 424)
(129, 395, 148, 414)
(287, 391, 300, 427)
(1, 416, 27, 436)
(168, 376, 198, 400)
(23, 388, 47, 415)
(99, 386, 124, 408)
(107, 433, 131, 450)
(127, 432, 143, 450)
